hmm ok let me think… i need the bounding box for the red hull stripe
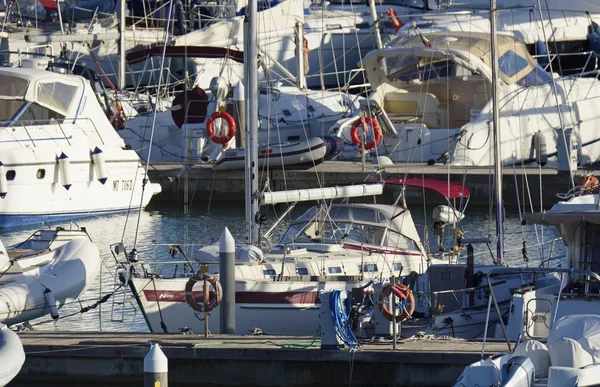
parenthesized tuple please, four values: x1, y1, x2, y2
(144, 290, 320, 304)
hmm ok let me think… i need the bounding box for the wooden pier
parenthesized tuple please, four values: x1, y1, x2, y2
(147, 160, 581, 207)
(11, 331, 510, 387)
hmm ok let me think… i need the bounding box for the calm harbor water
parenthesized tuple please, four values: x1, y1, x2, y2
(0, 199, 565, 333)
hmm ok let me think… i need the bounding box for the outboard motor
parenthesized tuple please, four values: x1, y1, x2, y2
(500, 356, 535, 387)
(322, 135, 344, 160)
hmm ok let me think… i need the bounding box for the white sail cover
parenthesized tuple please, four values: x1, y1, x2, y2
(261, 184, 384, 205)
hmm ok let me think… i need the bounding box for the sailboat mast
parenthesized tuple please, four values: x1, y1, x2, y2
(118, 0, 126, 90)
(245, 0, 260, 245)
(490, 0, 504, 265)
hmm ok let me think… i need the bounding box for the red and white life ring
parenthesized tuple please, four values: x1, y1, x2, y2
(387, 8, 403, 31)
(351, 116, 382, 150)
(206, 111, 236, 145)
(377, 283, 415, 322)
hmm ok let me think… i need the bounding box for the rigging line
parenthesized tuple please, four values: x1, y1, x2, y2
(535, 0, 574, 188)
(132, 0, 175, 249)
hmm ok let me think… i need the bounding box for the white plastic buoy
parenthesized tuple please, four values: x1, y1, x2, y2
(144, 343, 168, 387)
(43, 288, 59, 321)
(91, 147, 109, 185)
(57, 152, 72, 190)
(0, 162, 7, 198)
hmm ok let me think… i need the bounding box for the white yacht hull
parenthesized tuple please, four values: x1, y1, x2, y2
(131, 277, 366, 335)
(213, 137, 327, 171)
(0, 146, 161, 228)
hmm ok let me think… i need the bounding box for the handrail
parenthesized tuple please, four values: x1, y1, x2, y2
(484, 267, 600, 353)
(1, 116, 106, 146)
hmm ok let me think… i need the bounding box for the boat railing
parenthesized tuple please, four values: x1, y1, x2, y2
(533, 50, 599, 78)
(4, 117, 107, 146)
(538, 238, 564, 268)
(481, 267, 600, 356)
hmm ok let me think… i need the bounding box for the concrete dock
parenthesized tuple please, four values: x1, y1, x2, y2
(11, 331, 510, 386)
(148, 160, 583, 207)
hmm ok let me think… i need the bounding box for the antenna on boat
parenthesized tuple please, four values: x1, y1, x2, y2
(245, 0, 260, 245)
(490, 0, 504, 265)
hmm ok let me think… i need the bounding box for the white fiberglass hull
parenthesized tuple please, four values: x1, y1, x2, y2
(0, 234, 101, 325)
(131, 277, 365, 335)
(0, 146, 161, 228)
(213, 137, 327, 171)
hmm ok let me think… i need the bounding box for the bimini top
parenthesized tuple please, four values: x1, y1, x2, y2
(0, 68, 87, 118)
(365, 31, 550, 87)
(279, 203, 427, 255)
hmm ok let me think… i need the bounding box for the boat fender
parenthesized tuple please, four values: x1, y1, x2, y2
(530, 131, 547, 166)
(377, 283, 415, 322)
(350, 116, 382, 150)
(589, 21, 600, 54)
(44, 288, 59, 321)
(57, 152, 72, 190)
(386, 8, 403, 31)
(184, 272, 223, 313)
(206, 111, 236, 145)
(91, 147, 109, 185)
(322, 135, 344, 160)
(534, 40, 549, 69)
(0, 161, 7, 198)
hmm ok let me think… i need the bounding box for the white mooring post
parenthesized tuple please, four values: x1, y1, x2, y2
(219, 227, 236, 334)
(144, 342, 168, 387)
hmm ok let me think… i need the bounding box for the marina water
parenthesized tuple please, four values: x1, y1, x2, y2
(0, 201, 564, 334)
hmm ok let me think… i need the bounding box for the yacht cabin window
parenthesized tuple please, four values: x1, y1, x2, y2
(328, 266, 342, 274)
(5, 170, 15, 181)
(359, 264, 378, 273)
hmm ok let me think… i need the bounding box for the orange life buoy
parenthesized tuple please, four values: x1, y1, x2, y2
(387, 8, 403, 31)
(351, 116, 382, 150)
(377, 283, 415, 322)
(184, 272, 223, 313)
(206, 111, 236, 145)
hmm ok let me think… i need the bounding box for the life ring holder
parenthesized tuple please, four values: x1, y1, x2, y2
(184, 272, 223, 313)
(206, 111, 236, 145)
(377, 283, 415, 322)
(351, 116, 382, 150)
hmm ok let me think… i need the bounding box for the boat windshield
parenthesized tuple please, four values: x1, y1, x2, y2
(1, 101, 65, 123)
(279, 220, 387, 245)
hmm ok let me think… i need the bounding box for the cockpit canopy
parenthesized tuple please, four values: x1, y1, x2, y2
(0, 68, 84, 123)
(278, 203, 425, 253)
(381, 31, 551, 87)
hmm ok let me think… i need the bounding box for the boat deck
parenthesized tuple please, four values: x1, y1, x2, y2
(13, 330, 512, 386)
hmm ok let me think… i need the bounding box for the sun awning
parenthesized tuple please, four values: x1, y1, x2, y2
(126, 46, 245, 65)
(526, 211, 600, 226)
